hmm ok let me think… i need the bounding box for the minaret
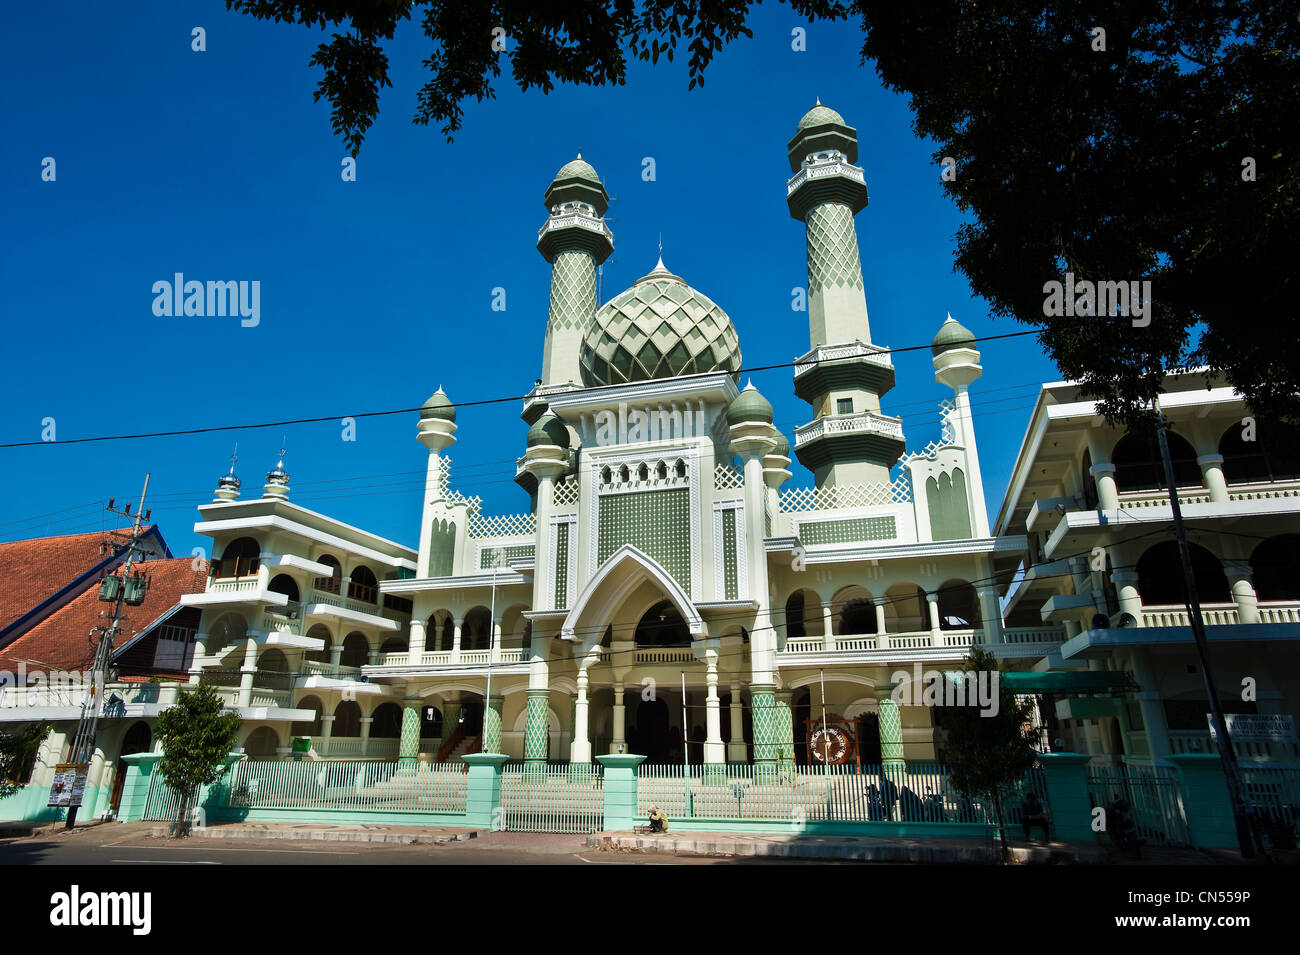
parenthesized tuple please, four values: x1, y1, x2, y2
(787, 102, 905, 487)
(416, 387, 461, 576)
(212, 446, 240, 502)
(537, 156, 614, 387)
(262, 447, 290, 500)
(931, 314, 990, 536)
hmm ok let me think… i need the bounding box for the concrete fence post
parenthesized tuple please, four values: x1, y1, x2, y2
(1036, 752, 1095, 843)
(117, 752, 164, 823)
(1167, 753, 1238, 849)
(596, 753, 647, 831)
(462, 752, 509, 830)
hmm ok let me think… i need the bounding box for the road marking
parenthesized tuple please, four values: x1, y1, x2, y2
(103, 843, 361, 855)
(111, 860, 220, 865)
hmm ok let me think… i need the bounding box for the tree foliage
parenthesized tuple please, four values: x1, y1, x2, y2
(932, 646, 1039, 851)
(225, 0, 1299, 426)
(0, 723, 50, 800)
(155, 683, 242, 836)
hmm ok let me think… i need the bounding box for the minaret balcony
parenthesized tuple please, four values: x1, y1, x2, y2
(536, 210, 614, 261)
(793, 342, 896, 400)
(786, 158, 868, 218)
(795, 410, 904, 448)
(794, 410, 907, 472)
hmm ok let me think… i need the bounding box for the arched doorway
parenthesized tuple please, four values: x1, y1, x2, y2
(110, 721, 152, 814)
(635, 600, 690, 647)
(635, 697, 671, 764)
(244, 726, 280, 759)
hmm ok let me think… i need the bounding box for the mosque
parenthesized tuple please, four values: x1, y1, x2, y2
(172, 101, 1055, 771)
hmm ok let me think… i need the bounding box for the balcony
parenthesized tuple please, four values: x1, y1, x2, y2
(777, 629, 978, 662)
(1169, 730, 1299, 762)
(794, 410, 904, 449)
(369, 647, 529, 668)
(1140, 601, 1300, 628)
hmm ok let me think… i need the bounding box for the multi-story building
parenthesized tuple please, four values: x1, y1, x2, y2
(179, 103, 1058, 772)
(995, 372, 1300, 764)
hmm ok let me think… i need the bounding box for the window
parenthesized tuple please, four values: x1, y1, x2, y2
(836, 398, 853, 415)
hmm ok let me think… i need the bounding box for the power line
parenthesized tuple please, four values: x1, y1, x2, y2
(0, 329, 1041, 450)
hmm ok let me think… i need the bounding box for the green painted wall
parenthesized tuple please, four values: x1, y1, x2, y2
(927, 468, 972, 541)
(598, 489, 691, 590)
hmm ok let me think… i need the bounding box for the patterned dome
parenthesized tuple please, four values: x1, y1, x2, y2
(578, 258, 742, 387)
(797, 103, 846, 130)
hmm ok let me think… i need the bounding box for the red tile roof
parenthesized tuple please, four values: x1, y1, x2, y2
(0, 530, 122, 632)
(0, 557, 206, 675)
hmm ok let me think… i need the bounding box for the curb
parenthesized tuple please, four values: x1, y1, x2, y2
(146, 825, 480, 846)
(586, 834, 1110, 864)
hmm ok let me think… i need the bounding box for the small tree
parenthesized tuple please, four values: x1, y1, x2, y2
(155, 684, 242, 837)
(933, 646, 1039, 858)
(0, 723, 50, 799)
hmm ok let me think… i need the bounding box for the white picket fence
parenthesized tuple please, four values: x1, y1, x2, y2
(227, 759, 468, 813)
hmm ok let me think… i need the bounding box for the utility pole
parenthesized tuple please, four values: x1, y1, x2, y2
(1153, 404, 1256, 858)
(60, 475, 152, 828)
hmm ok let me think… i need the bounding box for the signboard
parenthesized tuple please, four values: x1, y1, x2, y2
(291, 737, 311, 761)
(47, 763, 89, 808)
(1207, 713, 1297, 743)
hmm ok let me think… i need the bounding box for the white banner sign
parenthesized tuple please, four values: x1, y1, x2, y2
(1207, 713, 1297, 743)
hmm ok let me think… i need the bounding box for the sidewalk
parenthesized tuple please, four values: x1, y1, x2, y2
(143, 821, 482, 846)
(582, 830, 1253, 864)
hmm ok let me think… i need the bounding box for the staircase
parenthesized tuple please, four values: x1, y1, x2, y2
(434, 723, 481, 763)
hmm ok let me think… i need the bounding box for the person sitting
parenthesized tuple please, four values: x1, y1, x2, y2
(1108, 796, 1145, 852)
(648, 806, 668, 833)
(1021, 792, 1050, 841)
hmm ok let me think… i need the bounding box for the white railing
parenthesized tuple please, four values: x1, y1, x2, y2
(1141, 604, 1240, 627)
(794, 410, 904, 449)
(421, 651, 453, 666)
(939, 630, 977, 647)
(1169, 731, 1300, 761)
(497, 648, 526, 664)
(1001, 626, 1067, 644)
(299, 660, 362, 679)
(635, 648, 695, 664)
(309, 590, 395, 620)
(209, 578, 261, 594)
(776, 631, 977, 654)
(379, 651, 410, 666)
(792, 341, 893, 378)
(228, 758, 468, 813)
(1258, 601, 1300, 624)
(1226, 480, 1300, 502)
(835, 636, 879, 651)
(459, 650, 491, 665)
(782, 637, 824, 653)
(1117, 489, 1212, 508)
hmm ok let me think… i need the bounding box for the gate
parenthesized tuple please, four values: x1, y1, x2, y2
(499, 763, 604, 833)
(1086, 763, 1191, 847)
(142, 772, 190, 822)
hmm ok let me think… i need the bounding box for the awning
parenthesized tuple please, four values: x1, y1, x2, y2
(1001, 670, 1137, 695)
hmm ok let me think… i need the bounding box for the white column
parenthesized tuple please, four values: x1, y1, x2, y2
(1224, 563, 1260, 624)
(451, 617, 463, 663)
(319, 714, 335, 757)
(821, 600, 836, 651)
(926, 592, 942, 645)
(1111, 569, 1144, 626)
(491, 620, 503, 663)
(407, 616, 425, 665)
(727, 684, 746, 762)
(359, 716, 373, 758)
(572, 667, 591, 764)
(612, 682, 626, 754)
(874, 598, 887, 637)
(1198, 454, 1230, 503)
(329, 642, 343, 669)
(238, 637, 257, 707)
(977, 586, 1003, 644)
(704, 648, 724, 764)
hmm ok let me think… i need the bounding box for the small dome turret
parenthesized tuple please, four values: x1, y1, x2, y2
(421, 387, 457, 422)
(772, 430, 790, 457)
(728, 381, 774, 425)
(527, 413, 571, 449)
(931, 313, 977, 356)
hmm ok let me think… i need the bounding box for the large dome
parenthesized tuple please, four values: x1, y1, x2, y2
(578, 259, 742, 387)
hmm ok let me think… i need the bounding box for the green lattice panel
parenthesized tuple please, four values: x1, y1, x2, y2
(806, 202, 864, 293)
(751, 687, 778, 762)
(774, 695, 795, 762)
(799, 515, 896, 546)
(480, 544, 534, 570)
(877, 698, 905, 763)
(399, 704, 421, 761)
(549, 250, 596, 331)
(524, 690, 550, 762)
(598, 489, 691, 591)
(482, 700, 502, 754)
(722, 508, 739, 601)
(553, 524, 570, 610)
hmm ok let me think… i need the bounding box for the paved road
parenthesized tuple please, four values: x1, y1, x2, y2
(0, 826, 810, 865)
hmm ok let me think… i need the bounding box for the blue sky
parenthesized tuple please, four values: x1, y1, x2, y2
(0, 1, 1061, 558)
